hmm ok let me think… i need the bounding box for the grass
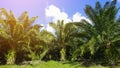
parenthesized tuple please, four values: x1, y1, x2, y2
(0, 60, 115, 68)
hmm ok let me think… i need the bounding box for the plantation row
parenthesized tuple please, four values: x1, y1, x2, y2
(0, 0, 120, 65)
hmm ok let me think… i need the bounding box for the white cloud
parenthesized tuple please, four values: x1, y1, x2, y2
(73, 12, 83, 22)
(45, 5, 71, 33)
(46, 24, 55, 35)
(45, 5, 92, 33)
(72, 12, 92, 24)
(40, 24, 45, 30)
(45, 5, 71, 24)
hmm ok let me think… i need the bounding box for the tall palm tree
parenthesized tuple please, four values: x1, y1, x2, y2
(73, 0, 120, 65)
(49, 20, 75, 61)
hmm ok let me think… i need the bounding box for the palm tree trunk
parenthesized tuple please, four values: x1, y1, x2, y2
(60, 42, 66, 61)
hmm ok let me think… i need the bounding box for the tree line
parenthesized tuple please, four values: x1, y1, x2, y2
(0, 0, 120, 66)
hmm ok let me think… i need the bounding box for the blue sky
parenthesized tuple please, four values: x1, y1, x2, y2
(0, 0, 120, 32)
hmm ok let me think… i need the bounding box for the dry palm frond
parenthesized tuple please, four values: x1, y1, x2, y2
(18, 11, 28, 21)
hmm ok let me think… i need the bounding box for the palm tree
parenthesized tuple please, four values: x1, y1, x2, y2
(26, 28, 55, 61)
(73, 0, 120, 65)
(49, 20, 75, 61)
(0, 8, 46, 64)
(0, 8, 18, 64)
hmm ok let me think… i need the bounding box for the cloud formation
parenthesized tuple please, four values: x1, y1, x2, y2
(46, 24, 55, 35)
(45, 5, 92, 33)
(45, 5, 71, 24)
(72, 12, 92, 24)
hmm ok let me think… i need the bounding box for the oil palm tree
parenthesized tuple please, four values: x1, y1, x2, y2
(0, 8, 45, 64)
(49, 20, 75, 61)
(73, 0, 120, 65)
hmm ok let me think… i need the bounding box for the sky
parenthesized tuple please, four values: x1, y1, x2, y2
(0, 0, 120, 32)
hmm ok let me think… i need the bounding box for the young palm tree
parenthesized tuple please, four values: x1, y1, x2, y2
(73, 0, 120, 65)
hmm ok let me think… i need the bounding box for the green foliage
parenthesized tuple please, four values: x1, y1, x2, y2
(0, 8, 54, 64)
(5, 50, 16, 65)
(0, 0, 120, 66)
(0, 60, 110, 68)
(48, 20, 75, 61)
(72, 0, 120, 65)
